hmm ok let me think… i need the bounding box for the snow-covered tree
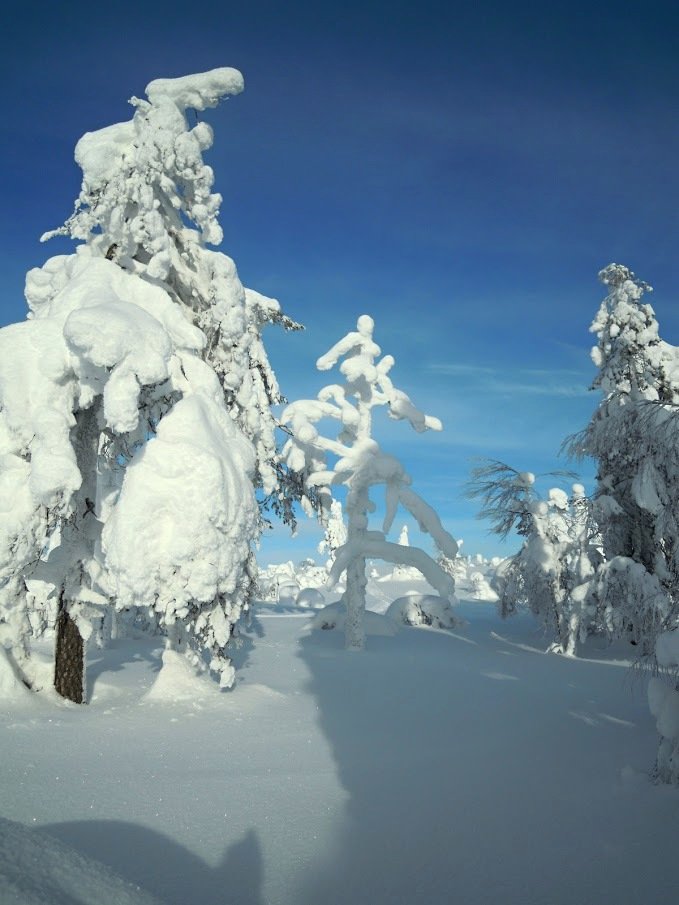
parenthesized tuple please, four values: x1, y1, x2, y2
(281, 314, 458, 650)
(317, 499, 347, 570)
(0, 68, 296, 700)
(468, 462, 602, 654)
(566, 263, 679, 782)
(569, 264, 679, 652)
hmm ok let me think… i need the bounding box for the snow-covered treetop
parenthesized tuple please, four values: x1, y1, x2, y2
(144, 68, 244, 111)
(315, 315, 442, 434)
(39, 67, 300, 501)
(590, 263, 679, 403)
(282, 315, 443, 508)
(281, 315, 457, 565)
(45, 67, 245, 260)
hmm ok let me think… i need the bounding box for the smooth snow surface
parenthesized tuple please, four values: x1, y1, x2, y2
(2, 592, 679, 905)
(0, 816, 161, 905)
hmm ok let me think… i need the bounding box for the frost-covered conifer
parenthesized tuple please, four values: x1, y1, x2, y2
(317, 499, 347, 571)
(468, 463, 601, 654)
(571, 264, 679, 651)
(281, 315, 458, 649)
(569, 264, 679, 782)
(0, 68, 292, 700)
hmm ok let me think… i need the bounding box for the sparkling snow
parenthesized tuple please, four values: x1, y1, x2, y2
(2, 578, 679, 905)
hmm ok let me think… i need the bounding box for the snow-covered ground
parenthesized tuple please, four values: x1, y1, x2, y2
(2, 577, 679, 905)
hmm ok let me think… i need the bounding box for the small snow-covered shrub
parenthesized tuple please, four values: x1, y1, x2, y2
(469, 572, 498, 602)
(278, 580, 301, 604)
(387, 594, 458, 630)
(310, 602, 398, 637)
(296, 588, 326, 609)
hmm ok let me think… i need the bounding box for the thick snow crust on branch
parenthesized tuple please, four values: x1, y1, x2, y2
(102, 393, 257, 688)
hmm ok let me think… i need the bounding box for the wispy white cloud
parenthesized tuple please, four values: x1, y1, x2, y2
(426, 362, 591, 398)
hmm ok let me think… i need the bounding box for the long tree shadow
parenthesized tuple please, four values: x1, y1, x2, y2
(293, 615, 677, 905)
(86, 638, 163, 701)
(43, 820, 265, 905)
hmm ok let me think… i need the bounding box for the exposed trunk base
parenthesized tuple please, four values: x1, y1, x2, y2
(55, 597, 85, 704)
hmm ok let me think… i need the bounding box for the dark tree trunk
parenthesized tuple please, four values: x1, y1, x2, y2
(54, 594, 85, 704)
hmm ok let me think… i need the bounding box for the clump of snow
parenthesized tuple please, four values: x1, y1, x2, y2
(144, 649, 222, 704)
(144, 67, 244, 111)
(277, 580, 301, 604)
(0, 648, 32, 703)
(74, 122, 136, 191)
(386, 594, 459, 629)
(296, 588, 326, 609)
(310, 602, 398, 637)
(102, 394, 258, 687)
(469, 571, 498, 602)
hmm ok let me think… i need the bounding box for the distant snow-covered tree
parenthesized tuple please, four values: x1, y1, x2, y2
(317, 499, 347, 571)
(281, 314, 459, 650)
(569, 264, 679, 652)
(468, 462, 602, 654)
(565, 263, 679, 783)
(0, 68, 296, 700)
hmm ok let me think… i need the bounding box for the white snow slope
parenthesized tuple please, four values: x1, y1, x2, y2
(2, 590, 679, 905)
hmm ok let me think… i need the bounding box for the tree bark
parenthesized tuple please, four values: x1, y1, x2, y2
(54, 594, 84, 704)
(344, 555, 366, 651)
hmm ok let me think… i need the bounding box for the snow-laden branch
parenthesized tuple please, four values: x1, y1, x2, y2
(329, 537, 455, 601)
(144, 67, 244, 111)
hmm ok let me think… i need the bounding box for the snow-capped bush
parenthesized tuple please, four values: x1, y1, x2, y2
(296, 588, 326, 609)
(310, 601, 398, 637)
(386, 594, 459, 629)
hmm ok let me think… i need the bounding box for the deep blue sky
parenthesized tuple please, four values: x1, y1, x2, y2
(1, 0, 677, 564)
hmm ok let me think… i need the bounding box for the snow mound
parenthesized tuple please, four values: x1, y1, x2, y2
(656, 628, 679, 667)
(0, 648, 32, 702)
(310, 602, 398, 637)
(296, 587, 326, 609)
(386, 594, 459, 629)
(648, 678, 679, 741)
(469, 571, 498, 602)
(144, 649, 222, 703)
(278, 580, 300, 603)
(0, 816, 161, 905)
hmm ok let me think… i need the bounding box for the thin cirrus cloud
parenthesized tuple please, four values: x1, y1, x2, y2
(427, 362, 592, 398)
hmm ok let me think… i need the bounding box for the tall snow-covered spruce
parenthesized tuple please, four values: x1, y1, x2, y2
(571, 264, 679, 650)
(0, 68, 297, 700)
(572, 264, 679, 781)
(282, 315, 459, 649)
